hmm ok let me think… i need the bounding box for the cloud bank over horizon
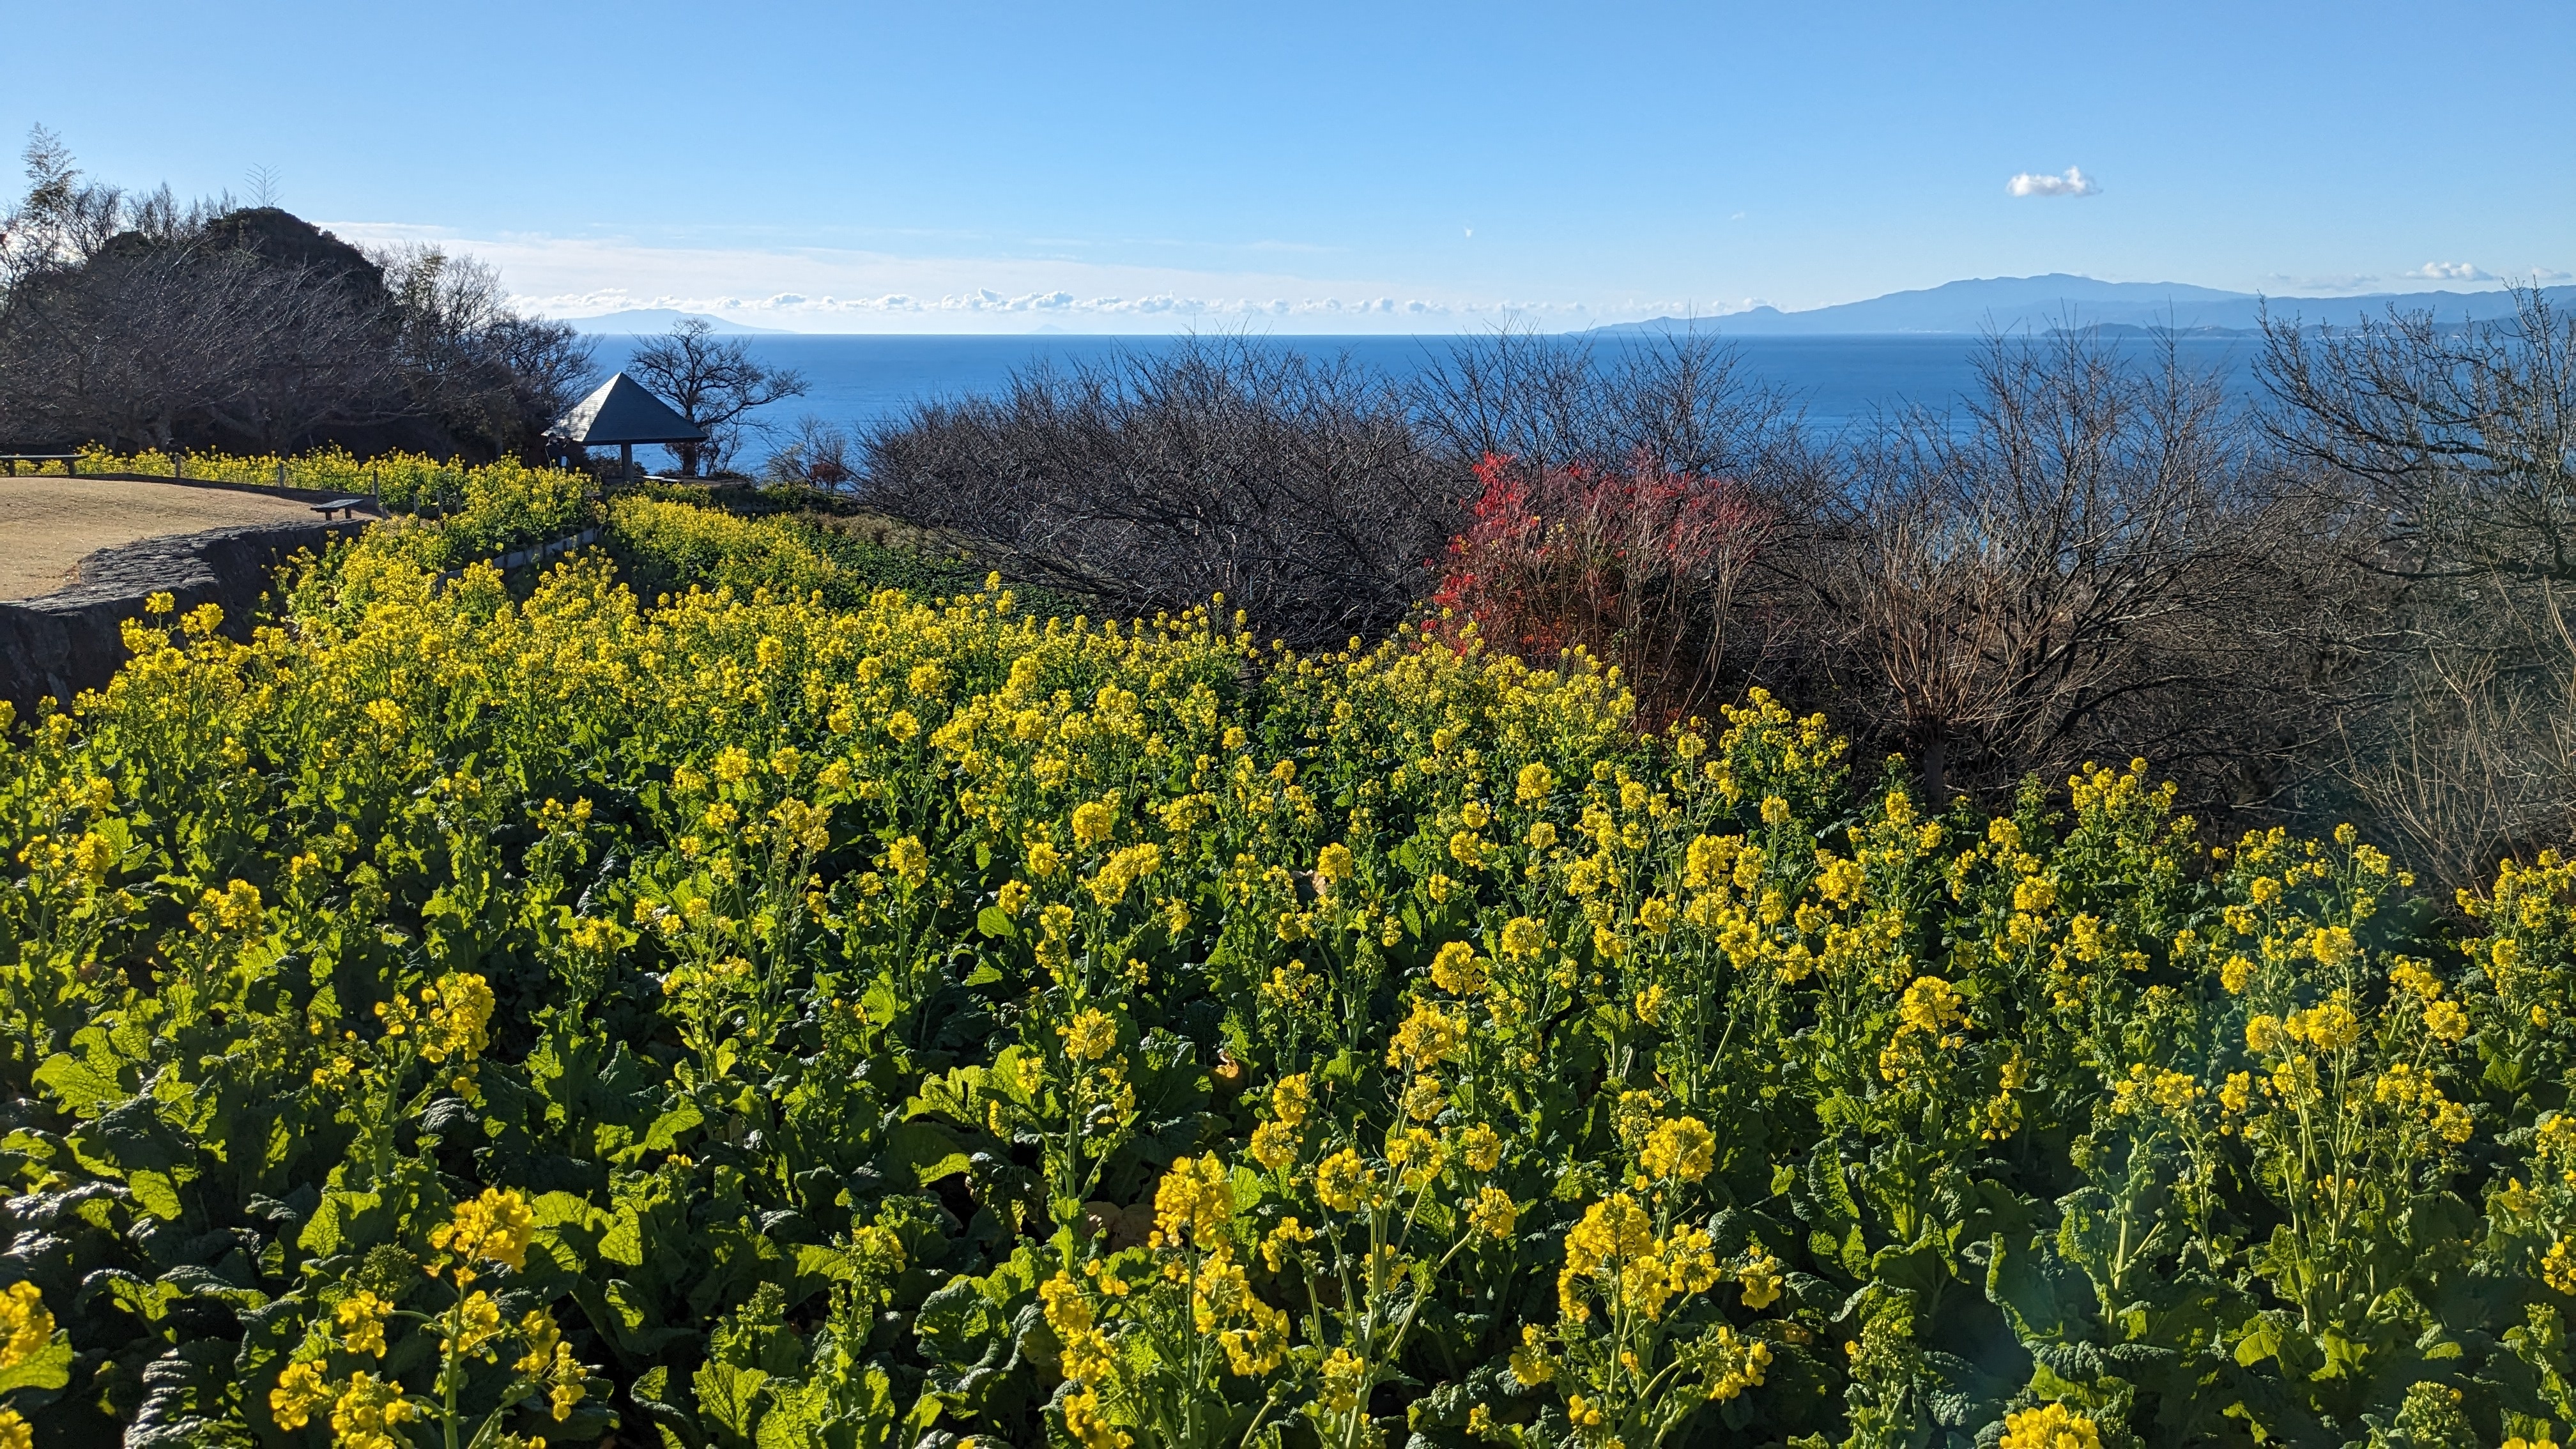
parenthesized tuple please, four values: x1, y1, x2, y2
(321, 220, 1767, 333)
(320, 219, 2543, 337)
(526, 286, 1768, 328)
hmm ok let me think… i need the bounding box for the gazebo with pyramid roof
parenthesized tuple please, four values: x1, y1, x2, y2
(546, 372, 706, 482)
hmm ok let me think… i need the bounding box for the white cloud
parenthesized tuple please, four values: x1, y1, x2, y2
(2006, 167, 2101, 199)
(2527, 266, 2570, 282)
(2407, 261, 2493, 281)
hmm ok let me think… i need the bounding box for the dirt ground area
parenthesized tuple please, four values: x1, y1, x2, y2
(0, 477, 323, 600)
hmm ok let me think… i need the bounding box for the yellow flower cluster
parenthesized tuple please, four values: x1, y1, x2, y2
(192, 878, 264, 935)
(1153, 1154, 1233, 1248)
(2000, 1403, 2103, 1449)
(1702, 1324, 1772, 1401)
(1558, 1193, 1722, 1324)
(2109, 1063, 2201, 1120)
(1639, 1116, 1716, 1183)
(328, 1372, 420, 1449)
(429, 1188, 535, 1278)
(1879, 974, 1968, 1084)
(335, 1290, 393, 1357)
(1315, 1149, 1380, 1213)
(1061, 1008, 1119, 1062)
(1386, 999, 1467, 1073)
(0, 1284, 47, 1373)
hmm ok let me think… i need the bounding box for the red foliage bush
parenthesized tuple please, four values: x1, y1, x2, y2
(1429, 452, 1774, 719)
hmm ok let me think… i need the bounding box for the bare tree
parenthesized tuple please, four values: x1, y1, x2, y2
(481, 312, 597, 457)
(626, 318, 807, 475)
(863, 334, 1456, 645)
(2260, 285, 2576, 883)
(1772, 328, 2318, 801)
(765, 414, 855, 489)
(1410, 324, 1611, 470)
(0, 126, 125, 290)
(378, 243, 596, 456)
(1410, 322, 1808, 479)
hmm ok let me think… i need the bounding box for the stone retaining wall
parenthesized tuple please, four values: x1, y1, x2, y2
(0, 520, 364, 712)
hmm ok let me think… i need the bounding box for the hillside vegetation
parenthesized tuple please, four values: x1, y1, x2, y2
(2, 474, 2575, 1449)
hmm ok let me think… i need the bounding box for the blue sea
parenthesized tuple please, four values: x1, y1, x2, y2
(600, 333, 2266, 443)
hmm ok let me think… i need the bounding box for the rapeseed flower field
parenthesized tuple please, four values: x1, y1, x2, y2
(5, 458, 2576, 1448)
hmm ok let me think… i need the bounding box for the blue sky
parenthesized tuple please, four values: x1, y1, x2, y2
(3, 0, 2568, 332)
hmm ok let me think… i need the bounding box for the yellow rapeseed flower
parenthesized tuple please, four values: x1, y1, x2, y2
(1999, 1403, 2101, 1449)
(430, 1188, 535, 1274)
(1315, 1149, 1375, 1212)
(328, 1370, 420, 1449)
(1641, 1116, 1716, 1183)
(335, 1290, 394, 1357)
(1061, 1008, 1119, 1062)
(0, 1282, 52, 1369)
(269, 1360, 333, 1430)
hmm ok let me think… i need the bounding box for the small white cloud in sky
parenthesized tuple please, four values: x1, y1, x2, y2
(2535, 267, 2573, 282)
(2007, 167, 2100, 198)
(2407, 261, 2492, 281)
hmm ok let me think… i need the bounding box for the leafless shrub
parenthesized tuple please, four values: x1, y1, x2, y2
(1410, 322, 1811, 479)
(765, 415, 856, 489)
(2261, 285, 2576, 885)
(861, 334, 1457, 645)
(1754, 328, 2325, 802)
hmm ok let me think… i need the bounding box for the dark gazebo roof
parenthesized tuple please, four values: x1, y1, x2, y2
(546, 372, 706, 445)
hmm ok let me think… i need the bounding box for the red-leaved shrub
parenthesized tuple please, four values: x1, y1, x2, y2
(1429, 452, 1772, 719)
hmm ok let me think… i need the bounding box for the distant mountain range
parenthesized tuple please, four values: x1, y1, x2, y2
(1597, 274, 2572, 337)
(558, 309, 790, 336)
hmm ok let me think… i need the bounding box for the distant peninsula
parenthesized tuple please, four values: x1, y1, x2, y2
(1596, 273, 2573, 337)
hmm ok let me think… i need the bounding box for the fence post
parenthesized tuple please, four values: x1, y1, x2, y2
(173, 454, 183, 480)
(277, 460, 287, 489)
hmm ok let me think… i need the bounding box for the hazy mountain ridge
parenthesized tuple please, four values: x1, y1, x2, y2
(1598, 273, 2573, 336)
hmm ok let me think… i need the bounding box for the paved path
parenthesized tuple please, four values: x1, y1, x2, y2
(1, 477, 320, 600)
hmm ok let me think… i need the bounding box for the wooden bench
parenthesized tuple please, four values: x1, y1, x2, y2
(310, 497, 370, 521)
